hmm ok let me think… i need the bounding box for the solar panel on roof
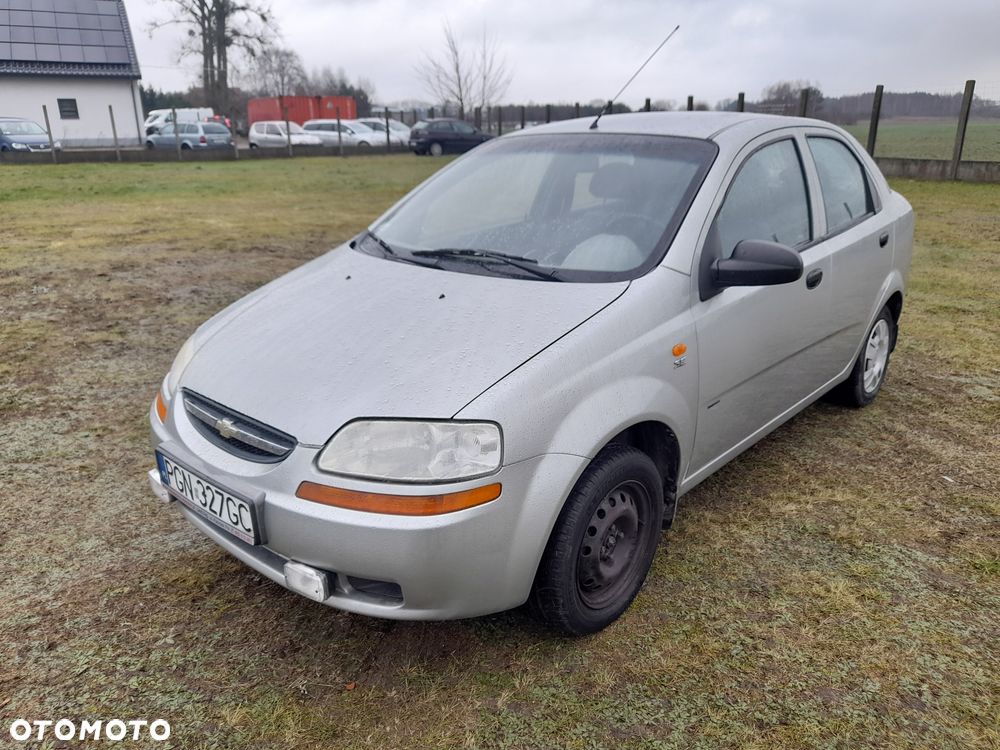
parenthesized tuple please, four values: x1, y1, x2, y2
(0, 0, 138, 77)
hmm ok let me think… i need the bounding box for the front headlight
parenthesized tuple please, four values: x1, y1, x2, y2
(317, 420, 502, 482)
(11, 142, 29, 151)
(165, 335, 197, 396)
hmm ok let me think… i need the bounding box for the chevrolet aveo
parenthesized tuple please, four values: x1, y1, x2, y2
(149, 112, 913, 635)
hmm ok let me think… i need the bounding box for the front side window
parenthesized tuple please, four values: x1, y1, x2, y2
(265, 124, 281, 136)
(160, 124, 175, 136)
(714, 139, 811, 257)
(808, 137, 874, 235)
(430, 121, 453, 133)
(368, 134, 717, 282)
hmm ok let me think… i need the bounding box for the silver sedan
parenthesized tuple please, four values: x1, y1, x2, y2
(149, 112, 913, 634)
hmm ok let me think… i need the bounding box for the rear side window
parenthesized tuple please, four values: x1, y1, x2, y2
(714, 139, 811, 257)
(430, 121, 453, 132)
(808, 137, 874, 234)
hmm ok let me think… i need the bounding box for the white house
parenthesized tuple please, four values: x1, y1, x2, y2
(0, 0, 144, 147)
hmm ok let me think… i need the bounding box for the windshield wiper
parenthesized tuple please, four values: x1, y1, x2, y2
(363, 231, 442, 269)
(412, 248, 561, 281)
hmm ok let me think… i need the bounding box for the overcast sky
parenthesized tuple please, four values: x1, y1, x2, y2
(127, 0, 1000, 107)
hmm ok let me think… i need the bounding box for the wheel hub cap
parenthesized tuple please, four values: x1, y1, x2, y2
(863, 319, 891, 393)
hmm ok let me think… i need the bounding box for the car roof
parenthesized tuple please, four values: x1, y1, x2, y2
(505, 111, 845, 144)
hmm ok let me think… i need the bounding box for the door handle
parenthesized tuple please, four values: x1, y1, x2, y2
(879, 232, 890, 247)
(805, 269, 823, 289)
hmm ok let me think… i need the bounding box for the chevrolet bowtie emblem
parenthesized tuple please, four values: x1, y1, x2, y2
(215, 417, 239, 440)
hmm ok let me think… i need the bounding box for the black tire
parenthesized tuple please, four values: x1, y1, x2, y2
(429, 141, 443, 157)
(249, 143, 258, 149)
(180, 142, 191, 150)
(530, 444, 664, 635)
(145, 141, 154, 150)
(358, 141, 371, 149)
(828, 306, 896, 408)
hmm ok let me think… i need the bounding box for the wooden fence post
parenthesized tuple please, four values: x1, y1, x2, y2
(171, 106, 181, 160)
(643, 97, 651, 112)
(384, 107, 391, 152)
(108, 104, 120, 162)
(798, 88, 810, 117)
(520, 105, 525, 129)
(737, 92, 745, 112)
(574, 102, 580, 119)
(866, 84, 884, 156)
(497, 106, 503, 136)
(950, 79, 976, 180)
(336, 107, 343, 157)
(686, 96, 694, 111)
(41, 104, 58, 163)
(545, 104, 551, 123)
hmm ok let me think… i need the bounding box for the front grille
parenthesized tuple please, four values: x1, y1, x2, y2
(182, 389, 296, 463)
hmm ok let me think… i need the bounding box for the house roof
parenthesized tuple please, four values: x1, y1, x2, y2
(0, 0, 141, 79)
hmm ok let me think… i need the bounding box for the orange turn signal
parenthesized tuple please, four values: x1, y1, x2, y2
(295, 481, 502, 516)
(155, 390, 168, 423)
(672, 342, 687, 357)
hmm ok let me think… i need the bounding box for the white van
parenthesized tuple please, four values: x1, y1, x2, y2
(144, 108, 214, 135)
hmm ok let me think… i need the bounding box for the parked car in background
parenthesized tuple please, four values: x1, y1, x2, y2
(144, 108, 214, 135)
(409, 118, 492, 155)
(356, 117, 411, 146)
(149, 112, 914, 635)
(145, 122, 234, 151)
(248, 121, 323, 148)
(0, 117, 60, 152)
(302, 119, 379, 147)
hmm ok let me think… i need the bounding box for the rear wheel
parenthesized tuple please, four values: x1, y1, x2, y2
(429, 142, 443, 157)
(530, 444, 663, 635)
(829, 306, 896, 407)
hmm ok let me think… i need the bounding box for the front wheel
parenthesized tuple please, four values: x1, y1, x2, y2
(530, 444, 664, 635)
(829, 306, 896, 407)
(429, 142, 443, 156)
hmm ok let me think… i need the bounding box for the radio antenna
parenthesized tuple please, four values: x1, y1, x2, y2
(589, 25, 680, 130)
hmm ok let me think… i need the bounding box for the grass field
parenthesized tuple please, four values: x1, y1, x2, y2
(843, 118, 1000, 162)
(1, 157, 998, 749)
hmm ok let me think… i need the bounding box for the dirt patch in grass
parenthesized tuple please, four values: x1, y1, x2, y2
(1, 162, 997, 749)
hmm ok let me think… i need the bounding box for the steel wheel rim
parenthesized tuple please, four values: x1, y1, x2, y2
(863, 319, 891, 393)
(576, 480, 651, 610)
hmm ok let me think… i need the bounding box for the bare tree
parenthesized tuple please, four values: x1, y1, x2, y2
(473, 26, 511, 111)
(245, 46, 306, 96)
(415, 22, 511, 115)
(149, 0, 275, 115)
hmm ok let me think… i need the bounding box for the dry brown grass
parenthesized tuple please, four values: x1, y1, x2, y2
(0, 161, 997, 749)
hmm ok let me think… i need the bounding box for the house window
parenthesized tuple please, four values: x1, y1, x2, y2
(57, 99, 80, 119)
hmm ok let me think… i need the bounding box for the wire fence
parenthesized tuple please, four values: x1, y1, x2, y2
(4, 80, 999, 181)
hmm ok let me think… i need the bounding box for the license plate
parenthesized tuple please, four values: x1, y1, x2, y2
(155, 452, 261, 545)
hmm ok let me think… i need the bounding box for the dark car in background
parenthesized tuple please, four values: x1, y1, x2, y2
(0, 117, 59, 152)
(409, 118, 493, 156)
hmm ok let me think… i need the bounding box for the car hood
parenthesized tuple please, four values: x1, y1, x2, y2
(181, 246, 628, 445)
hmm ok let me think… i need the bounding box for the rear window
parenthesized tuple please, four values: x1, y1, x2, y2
(202, 123, 229, 134)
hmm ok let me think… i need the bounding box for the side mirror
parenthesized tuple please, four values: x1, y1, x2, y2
(712, 239, 803, 288)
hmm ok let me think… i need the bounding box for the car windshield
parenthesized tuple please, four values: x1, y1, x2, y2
(368, 133, 716, 282)
(282, 122, 306, 134)
(0, 120, 46, 136)
(348, 122, 375, 133)
(388, 120, 410, 132)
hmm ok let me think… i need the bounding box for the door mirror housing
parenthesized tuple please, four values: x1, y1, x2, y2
(712, 239, 803, 288)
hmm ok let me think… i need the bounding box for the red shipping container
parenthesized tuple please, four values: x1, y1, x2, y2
(247, 96, 357, 125)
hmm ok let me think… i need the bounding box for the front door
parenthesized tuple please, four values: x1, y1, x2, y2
(688, 135, 839, 482)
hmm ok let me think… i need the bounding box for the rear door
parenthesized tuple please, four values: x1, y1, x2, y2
(801, 133, 893, 370)
(688, 132, 841, 482)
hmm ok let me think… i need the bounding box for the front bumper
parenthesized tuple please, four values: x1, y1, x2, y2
(149, 399, 585, 620)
